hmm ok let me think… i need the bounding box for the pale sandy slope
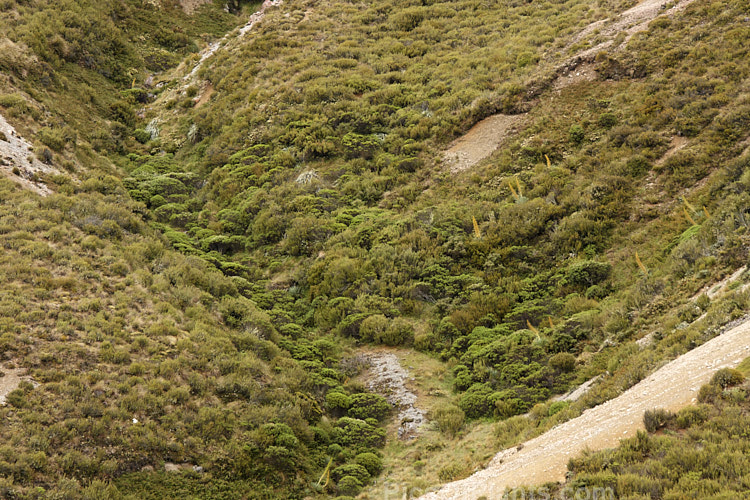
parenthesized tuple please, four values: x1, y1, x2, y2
(419, 317, 750, 499)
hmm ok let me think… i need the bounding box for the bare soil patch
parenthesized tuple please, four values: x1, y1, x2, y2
(0, 364, 33, 405)
(552, 61, 598, 92)
(419, 317, 750, 499)
(443, 114, 525, 174)
(655, 135, 689, 166)
(194, 82, 215, 108)
(0, 113, 58, 196)
(177, 0, 211, 14)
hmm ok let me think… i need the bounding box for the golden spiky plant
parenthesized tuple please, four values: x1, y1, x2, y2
(526, 319, 539, 334)
(316, 458, 333, 487)
(545, 154, 551, 168)
(472, 216, 481, 238)
(684, 207, 697, 226)
(635, 251, 648, 274)
(508, 176, 524, 202)
(703, 206, 711, 219)
(681, 196, 697, 214)
(508, 180, 519, 200)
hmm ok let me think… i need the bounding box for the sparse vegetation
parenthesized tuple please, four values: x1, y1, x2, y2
(567, 375, 750, 499)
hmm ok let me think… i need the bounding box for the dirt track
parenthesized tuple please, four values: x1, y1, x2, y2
(419, 317, 750, 499)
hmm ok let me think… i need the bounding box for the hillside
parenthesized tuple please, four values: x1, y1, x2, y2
(0, 0, 749, 498)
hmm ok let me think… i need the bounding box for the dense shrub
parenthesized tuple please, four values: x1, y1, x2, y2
(643, 408, 674, 433)
(710, 368, 744, 389)
(549, 352, 576, 372)
(347, 393, 390, 421)
(431, 404, 465, 438)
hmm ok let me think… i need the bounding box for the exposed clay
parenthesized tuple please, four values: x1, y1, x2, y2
(443, 114, 525, 174)
(0, 113, 58, 196)
(419, 316, 750, 499)
(362, 351, 427, 440)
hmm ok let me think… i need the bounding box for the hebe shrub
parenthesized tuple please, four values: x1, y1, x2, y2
(710, 368, 744, 389)
(347, 393, 390, 421)
(643, 408, 673, 433)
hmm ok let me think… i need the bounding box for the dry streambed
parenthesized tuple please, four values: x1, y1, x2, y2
(361, 351, 427, 440)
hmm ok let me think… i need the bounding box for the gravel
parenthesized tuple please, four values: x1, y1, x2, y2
(362, 351, 427, 440)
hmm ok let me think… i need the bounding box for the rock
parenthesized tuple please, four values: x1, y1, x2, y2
(362, 352, 427, 440)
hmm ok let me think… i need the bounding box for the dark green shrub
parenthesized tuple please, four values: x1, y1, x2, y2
(337, 475, 363, 496)
(332, 418, 386, 449)
(326, 391, 352, 416)
(354, 452, 383, 477)
(643, 408, 673, 433)
(569, 124, 585, 145)
(347, 393, 390, 421)
(563, 261, 612, 289)
(598, 112, 618, 128)
(458, 383, 498, 419)
(134, 128, 151, 144)
(548, 401, 569, 416)
(710, 368, 744, 389)
(549, 352, 576, 372)
(332, 463, 370, 483)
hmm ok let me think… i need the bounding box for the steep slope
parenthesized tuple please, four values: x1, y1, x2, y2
(0, 0, 749, 498)
(442, 0, 698, 173)
(420, 315, 750, 498)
